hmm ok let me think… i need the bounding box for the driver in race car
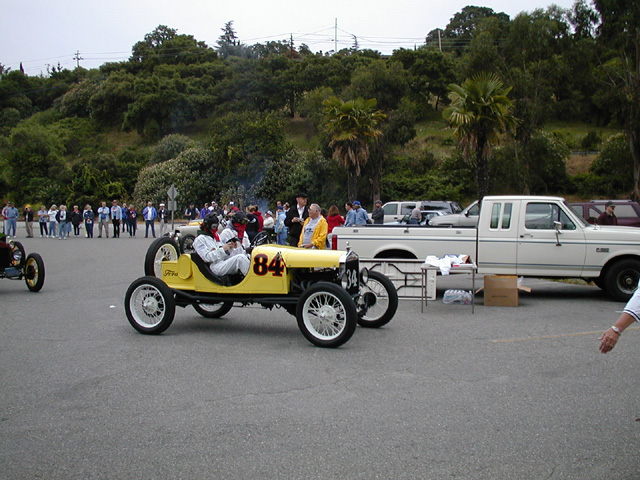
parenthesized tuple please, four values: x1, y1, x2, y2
(193, 212, 250, 277)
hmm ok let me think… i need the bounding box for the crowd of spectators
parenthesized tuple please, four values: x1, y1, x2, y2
(1, 197, 379, 249)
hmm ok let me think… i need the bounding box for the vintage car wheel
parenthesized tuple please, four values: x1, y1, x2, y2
(357, 271, 398, 328)
(24, 253, 45, 292)
(125, 276, 176, 335)
(180, 234, 196, 254)
(296, 282, 357, 348)
(144, 237, 180, 277)
(10, 241, 26, 269)
(193, 302, 233, 318)
(604, 259, 640, 302)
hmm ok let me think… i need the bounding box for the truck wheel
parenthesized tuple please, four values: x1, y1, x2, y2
(180, 234, 196, 254)
(24, 253, 45, 292)
(144, 237, 180, 277)
(357, 271, 398, 328)
(296, 282, 357, 348)
(604, 259, 640, 302)
(193, 302, 233, 318)
(125, 276, 175, 334)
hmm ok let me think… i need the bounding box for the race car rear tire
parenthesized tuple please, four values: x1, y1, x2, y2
(193, 302, 233, 318)
(144, 237, 180, 277)
(357, 271, 398, 328)
(24, 253, 45, 292)
(180, 234, 196, 254)
(296, 282, 357, 348)
(125, 276, 175, 335)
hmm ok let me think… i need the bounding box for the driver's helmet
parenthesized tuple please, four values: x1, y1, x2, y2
(201, 212, 219, 234)
(231, 211, 248, 225)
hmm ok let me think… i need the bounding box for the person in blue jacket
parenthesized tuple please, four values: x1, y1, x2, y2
(142, 201, 157, 238)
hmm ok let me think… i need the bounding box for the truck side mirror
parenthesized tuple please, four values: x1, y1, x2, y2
(554, 221, 562, 246)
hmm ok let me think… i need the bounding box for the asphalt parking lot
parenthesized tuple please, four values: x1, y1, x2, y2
(1, 225, 639, 479)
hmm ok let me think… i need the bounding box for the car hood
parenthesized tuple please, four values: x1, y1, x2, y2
(584, 224, 640, 242)
(253, 245, 355, 268)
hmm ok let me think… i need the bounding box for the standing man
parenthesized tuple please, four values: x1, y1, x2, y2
(344, 202, 356, 227)
(157, 203, 167, 236)
(23, 204, 34, 238)
(111, 200, 122, 238)
(298, 204, 328, 249)
(372, 200, 384, 224)
(285, 193, 309, 246)
(1, 201, 8, 235)
(5, 202, 19, 238)
(97, 201, 110, 238)
(143, 201, 157, 238)
(352, 200, 369, 226)
(184, 202, 199, 221)
(597, 201, 618, 226)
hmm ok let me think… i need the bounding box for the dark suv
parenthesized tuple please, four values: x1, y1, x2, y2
(570, 200, 640, 227)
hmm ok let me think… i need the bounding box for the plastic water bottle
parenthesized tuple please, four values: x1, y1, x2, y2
(443, 289, 472, 305)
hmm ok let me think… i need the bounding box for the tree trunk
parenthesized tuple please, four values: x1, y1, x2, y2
(347, 165, 358, 202)
(476, 136, 489, 200)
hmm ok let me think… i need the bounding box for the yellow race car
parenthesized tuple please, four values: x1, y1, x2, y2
(125, 235, 398, 348)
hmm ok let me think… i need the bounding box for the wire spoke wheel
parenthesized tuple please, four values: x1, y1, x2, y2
(296, 282, 357, 348)
(304, 292, 347, 338)
(357, 271, 398, 328)
(144, 237, 180, 277)
(125, 277, 175, 334)
(193, 302, 233, 318)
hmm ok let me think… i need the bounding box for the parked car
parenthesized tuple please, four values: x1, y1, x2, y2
(429, 200, 480, 227)
(570, 200, 640, 227)
(378, 200, 461, 224)
(389, 210, 447, 226)
(569, 203, 603, 225)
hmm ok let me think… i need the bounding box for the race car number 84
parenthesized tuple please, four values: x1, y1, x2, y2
(253, 254, 285, 277)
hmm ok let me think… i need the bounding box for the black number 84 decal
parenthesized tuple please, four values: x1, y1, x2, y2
(252, 253, 285, 277)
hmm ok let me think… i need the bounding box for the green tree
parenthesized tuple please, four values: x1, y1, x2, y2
(322, 96, 385, 201)
(444, 73, 517, 200)
(594, 0, 640, 200)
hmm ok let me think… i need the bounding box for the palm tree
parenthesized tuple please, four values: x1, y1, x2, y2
(444, 73, 517, 200)
(323, 96, 385, 201)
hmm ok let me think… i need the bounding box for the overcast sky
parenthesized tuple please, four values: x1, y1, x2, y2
(3, 0, 581, 76)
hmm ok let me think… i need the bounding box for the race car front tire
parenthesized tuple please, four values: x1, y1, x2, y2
(296, 282, 357, 348)
(125, 276, 176, 335)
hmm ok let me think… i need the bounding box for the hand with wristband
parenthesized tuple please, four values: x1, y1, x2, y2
(599, 288, 640, 353)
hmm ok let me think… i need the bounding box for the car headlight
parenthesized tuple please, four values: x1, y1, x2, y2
(359, 267, 369, 285)
(341, 272, 351, 290)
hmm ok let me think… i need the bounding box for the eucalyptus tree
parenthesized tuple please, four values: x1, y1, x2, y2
(444, 72, 517, 200)
(323, 96, 385, 202)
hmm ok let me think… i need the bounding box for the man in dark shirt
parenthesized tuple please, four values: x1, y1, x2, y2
(184, 203, 199, 221)
(285, 193, 309, 246)
(372, 200, 384, 224)
(597, 201, 618, 226)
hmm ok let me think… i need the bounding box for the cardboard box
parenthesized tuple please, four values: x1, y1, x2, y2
(483, 275, 519, 306)
(425, 269, 436, 301)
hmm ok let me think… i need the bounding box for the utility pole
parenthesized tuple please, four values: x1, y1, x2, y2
(335, 18, 338, 53)
(73, 50, 83, 68)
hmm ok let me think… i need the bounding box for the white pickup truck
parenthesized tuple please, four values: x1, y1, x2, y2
(332, 195, 640, 301)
